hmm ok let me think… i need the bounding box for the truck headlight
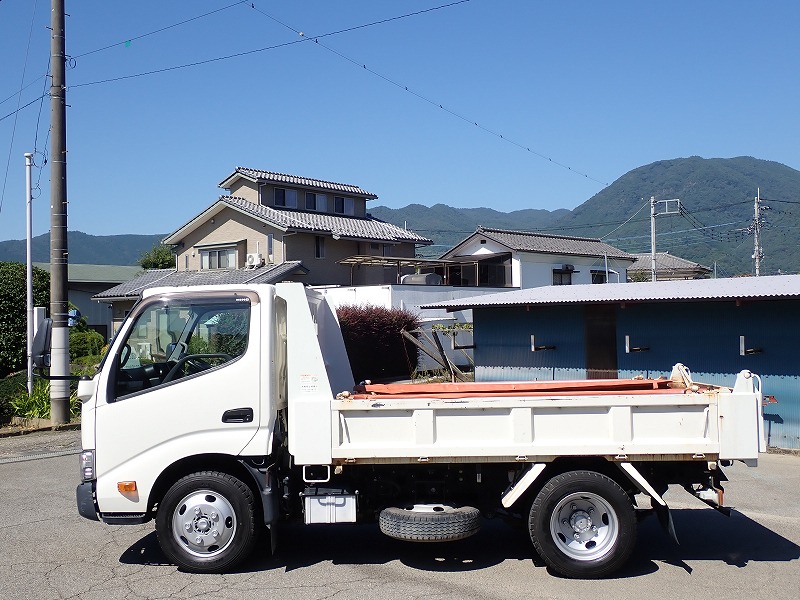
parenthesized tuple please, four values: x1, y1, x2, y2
(79, 450, 95, 481)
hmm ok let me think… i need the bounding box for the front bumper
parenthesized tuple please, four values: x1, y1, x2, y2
(76, 481, 99, 521)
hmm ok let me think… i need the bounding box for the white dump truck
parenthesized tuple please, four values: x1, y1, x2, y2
(33, 283, 766, 578)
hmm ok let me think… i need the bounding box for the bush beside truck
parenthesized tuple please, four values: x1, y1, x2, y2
(336, 304, 421, 383)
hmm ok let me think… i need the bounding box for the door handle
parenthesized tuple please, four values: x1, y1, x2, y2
(221, 407, 253, 423)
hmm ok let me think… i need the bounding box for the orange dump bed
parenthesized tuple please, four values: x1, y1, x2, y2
(352, 378, 685, 400)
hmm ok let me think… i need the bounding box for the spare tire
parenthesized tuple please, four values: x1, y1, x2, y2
(379, 504, 481, 542)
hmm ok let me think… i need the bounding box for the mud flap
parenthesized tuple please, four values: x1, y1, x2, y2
(653, 497, 679, 545)
(617, 462, 679, 545)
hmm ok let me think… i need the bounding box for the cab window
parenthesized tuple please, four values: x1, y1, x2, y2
(112, 296, 250, 401)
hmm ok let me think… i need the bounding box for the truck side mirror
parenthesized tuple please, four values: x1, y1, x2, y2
(31, 317, 52, 368)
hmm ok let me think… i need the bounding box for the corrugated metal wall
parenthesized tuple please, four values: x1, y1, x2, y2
(473, 300, 800, 449)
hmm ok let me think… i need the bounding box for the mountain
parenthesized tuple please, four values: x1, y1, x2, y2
(1, 157, 796, 275)
(548, 156, 800, 277)
(368, 204, 570, 257)
(0, 231, 166, 265)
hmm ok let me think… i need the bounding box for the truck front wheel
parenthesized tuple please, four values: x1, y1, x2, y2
(529, 470, 636, 579)
(156, 471, 258, 573)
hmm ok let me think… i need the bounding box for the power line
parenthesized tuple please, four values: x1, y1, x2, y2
(71, 0, 248, 60)
(66, 1, 608, 187)
(0, 0, 41, 216)
(247, 1, 609, 186)
(599, 198, 650, 239)
(0, 1, 248, 109)
(67, 2, 467, 88)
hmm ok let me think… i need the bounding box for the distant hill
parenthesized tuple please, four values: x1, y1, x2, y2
(1, 157, 796, 275)
(548, 156, 800, 277)
(0, 231, 165, 265)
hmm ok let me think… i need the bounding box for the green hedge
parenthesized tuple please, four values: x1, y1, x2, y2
(0, 262, 50, 378)
(69, 329, 105, 360)
(336, 304, 420, 384)
(0, 372, 26, 424)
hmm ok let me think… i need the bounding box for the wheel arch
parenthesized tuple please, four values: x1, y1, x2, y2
(148, 453, 263, 517)
(507, 457, 636, 511)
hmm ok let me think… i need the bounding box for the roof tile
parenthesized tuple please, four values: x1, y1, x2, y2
(223, 167, 378, 198)
(93, 262, 308, 300)
(221, 196, 432, 244)
(450, 227, 633, 260)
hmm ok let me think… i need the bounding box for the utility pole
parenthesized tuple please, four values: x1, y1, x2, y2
(650, 196, 657, 282)
(649, 196, 680, 282)
(752, 188, 764, 277)
(49, 0, 70, 424)
(25, 153, 34, 395)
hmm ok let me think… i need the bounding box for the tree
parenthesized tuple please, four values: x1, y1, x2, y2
(0, 262, 50, 378)
(139, 244, 175, 269)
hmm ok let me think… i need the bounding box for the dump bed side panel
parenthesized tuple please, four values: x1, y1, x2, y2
(331, 393, 722, 463)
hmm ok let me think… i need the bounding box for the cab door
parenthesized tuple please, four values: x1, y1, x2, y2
(92, 290, 265, 514)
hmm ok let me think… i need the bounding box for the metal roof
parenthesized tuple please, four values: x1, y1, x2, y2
(219, 167, 378, 199)
(422, 274, 800, 311)
(92, 261, 308, 301)
(163, 196, 432, 246)
(443, 227, 634, 260)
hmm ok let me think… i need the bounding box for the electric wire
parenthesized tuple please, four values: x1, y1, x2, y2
(598, 198, 650, 239)
(71, 0, 248, 60)
(0, 0, 40, 216)
(63, 1, 608, 187)
(246, 1, 609, 186)
(67, 2, 467, 89)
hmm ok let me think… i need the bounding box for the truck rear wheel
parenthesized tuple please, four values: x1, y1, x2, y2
(529, 470, 636, 578)
(380, 504, 481, 542)
(156, 471, 258, 573)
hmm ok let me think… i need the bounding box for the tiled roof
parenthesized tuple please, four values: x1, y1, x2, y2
(629, 252, 712, 273)
(446, 227, 634, 260)
(423, 274, 800, 311)
(33, 263, 143, 284)
(219, 196, 432, 244)
(220, 167, 378, 199)
(93, 262, 308, 301)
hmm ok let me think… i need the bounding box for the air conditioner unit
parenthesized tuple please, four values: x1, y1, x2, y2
(246, 253, 264, 267)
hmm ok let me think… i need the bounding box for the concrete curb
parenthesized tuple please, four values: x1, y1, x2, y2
(0, 421, 81, 438)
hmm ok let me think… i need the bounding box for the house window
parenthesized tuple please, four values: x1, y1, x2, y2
(382, 244, 392, 257)
(553, 269, 572, 285)
(334, 196, 354, 215)
(591, 271, 607, 284)
(275, 188, 297, 208)
(267, 233, 274, 263)
(306, 192, 326, 211)
(201, 247, 237, 270)
(315, 236, 325, 259)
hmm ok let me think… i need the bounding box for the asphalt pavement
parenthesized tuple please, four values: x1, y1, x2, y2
(1, 429, 798, 600)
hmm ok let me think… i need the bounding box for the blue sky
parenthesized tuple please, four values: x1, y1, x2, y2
(1, 0, 798, 242)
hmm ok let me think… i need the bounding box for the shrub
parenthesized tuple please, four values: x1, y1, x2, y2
(336, 304, 421, 383)
(0, 262, 50, 378)
(69, 329, 105, 360)
(0, 372, 26, 424)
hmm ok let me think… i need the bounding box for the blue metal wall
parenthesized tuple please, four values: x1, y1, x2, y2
(474, 300, 800, 449)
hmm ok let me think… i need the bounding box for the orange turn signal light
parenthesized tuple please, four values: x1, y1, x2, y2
(117, 481, 137, 493)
